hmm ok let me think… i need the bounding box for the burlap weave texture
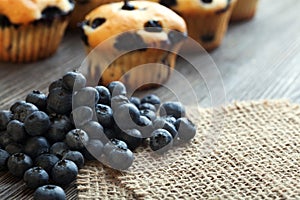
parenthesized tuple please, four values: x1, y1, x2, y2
(77, 100, 300, 199)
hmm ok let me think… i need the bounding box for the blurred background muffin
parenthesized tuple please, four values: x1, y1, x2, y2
(80, 1, 187, 90)
(148, 0, 237, 51)
(231, 0, 259, 21)
(0, 0, 74, 63)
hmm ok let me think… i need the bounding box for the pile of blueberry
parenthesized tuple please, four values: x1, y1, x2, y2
(0, 71, 196, 199)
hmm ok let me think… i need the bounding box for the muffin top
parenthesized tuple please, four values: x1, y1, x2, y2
(0, 0, 74, 24)
(151, 0, 234, 14)
(81, 1, 187, 49)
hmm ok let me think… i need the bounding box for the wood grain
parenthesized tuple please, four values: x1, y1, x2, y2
(0, 0, 299, 199)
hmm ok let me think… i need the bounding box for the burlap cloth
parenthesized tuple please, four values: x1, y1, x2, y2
(77, 100, 300, 199)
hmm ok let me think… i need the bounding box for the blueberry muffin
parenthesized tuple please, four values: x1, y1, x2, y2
(80, 1, 187, 90)
(0, 0, 74, 63)
(149, 0, 237, 51)
(231, 0, 259, 21)
(69, 0, 121, 28)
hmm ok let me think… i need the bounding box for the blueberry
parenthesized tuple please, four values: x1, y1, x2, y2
(82, 139, 104, 161)
(140, 109, 156, 121)
(121, 0, 135, 10)
(34, 185, 66, 200)
(103, 139, 127, 157)
(110, 95, 129, 110)
(107, 145, 134, 171)
(0, 15, 12, 28)
(141, 94, 161, 109)
(139, 103, 156, 112)
(80, 121, 107, 142)
(160, 115, 176, 125)
(5, 143, 24, 154)
(62, 71, 86, 92)
(26, 90, 47, 111)
(7, 120, 27, 143)
(129, 97, 141, 108)
(103, 128, 117, 140)
(24, 167, 49, 189)
(107, 81, 127, 97)
(174, 118, 196, 142)
(50, 142, 69, 158)
(62, 151, 84, 169)
(0, 131, 13, 147)
(10, 100, 26, 114)
(202, 0, 213, 3)
(7, 153, 33, 177)
(0, 149, 10, 171)
(13, 102, 39, 122)
(153, 118, 178, 138)
(114, 32, 147, 51)
(47, 115, 73, 143)
(91, 18, 106, 29)
(48, 79, 63, 92)
(73, 87, 99, 108)
(0, 110, 13, 130)
(201, 34, 215, 42)
(144, 20, 163, 33)
(25, 137, 50, 158)
(113, 103, 140, 130)
(117, 129, 143, 151)
(24, 111, 51, 136)
(136, 116, 154, 138)
(51, 159, 78, 186)
(95, 86, 111, 105)
(70, 106, 93, 127)
(95, 104, 114, 128)
(47, 88, 72, 115)
(150, 129, 173, 154)
(34, 154, 60, 174)
(46, 106, 57, 116)
(41, 7, 64, 19)
(65, 129, 89, 150)
(159, 102, 186, 119)
(159, 0, 177, 7)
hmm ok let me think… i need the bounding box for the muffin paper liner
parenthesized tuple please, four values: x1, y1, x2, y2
(231, 0, 259, 22)
(180, 0, 236, 52)
(87, 46, 182, 90)
(0, 18, 69, 63)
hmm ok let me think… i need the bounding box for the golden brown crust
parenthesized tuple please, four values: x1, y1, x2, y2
(82, 1, 187, 48)
(0, 0, 74, 24)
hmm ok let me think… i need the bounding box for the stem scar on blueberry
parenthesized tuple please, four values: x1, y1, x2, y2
(122, 0, 135, 10)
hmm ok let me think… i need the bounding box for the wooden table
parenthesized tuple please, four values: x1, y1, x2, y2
(0, 0, 299, 199)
